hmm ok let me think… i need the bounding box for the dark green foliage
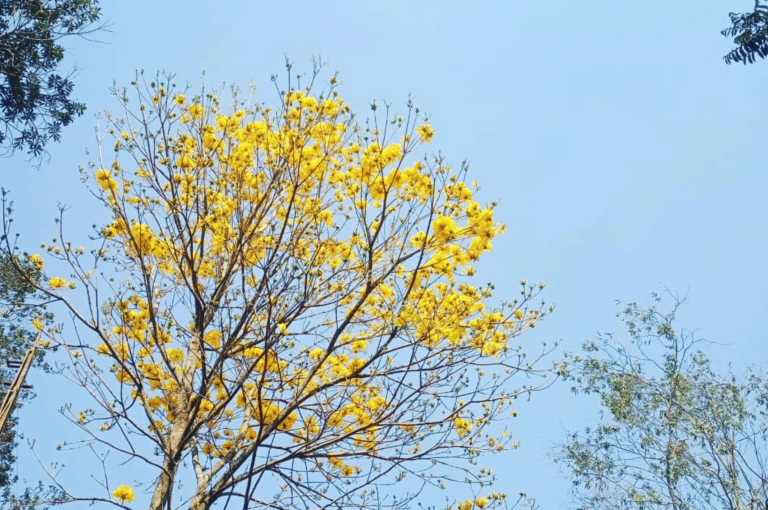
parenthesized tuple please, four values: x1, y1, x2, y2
(557, 293, 768, 509)
(0, 0, 102, 160)
(1, 480, 68, 510)
(722, 1, 768, 64)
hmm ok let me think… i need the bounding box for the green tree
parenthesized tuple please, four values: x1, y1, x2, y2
(0, 193, 52, 507)
(722, 1, 768, 64)
(0, 0, 102, 160)
(557, 294, 768, 509)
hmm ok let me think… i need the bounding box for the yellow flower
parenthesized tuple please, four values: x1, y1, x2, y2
(167, 348, 184, 363)
(366, 396, 387, 412)
(78, 412, 86, 424)
(474, 497, 488, 508)
(175, 156, 194, 170)
(95, 169, 118, 192)
(277, 323, 289, 335)
(189, 103, 204, 119)
(301, 96, 318, 111)
(304, 416, 320, 435)
(28, 254, 44, 269)
(146, 397, 163, 412)
(317, 209, 334, 226)
(94, 168, 111, 182)
(278, 411, 298, 431)
(112, 485, 135, 503)
(454, 417, 472, 437)
(204, 330, 222, 349)
(308, 347, 325, 360)
(173, 93, 186, 106)
(32, 317, 43, 332)
(432, 216, 459, 243)
(416, 124, 435, 143)
(458, 501, 473, 510)
(49, 277, 67, 289)
(242, 347, 263, 358)
(481, 341, 502, 357)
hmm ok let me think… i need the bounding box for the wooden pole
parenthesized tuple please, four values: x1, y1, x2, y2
(0, 333, 39, 435)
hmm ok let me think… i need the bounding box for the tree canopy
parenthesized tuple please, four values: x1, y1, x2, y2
(0, 0, 102, 160)
(557, 294, 768, 509)
(722, 1, 768, 64)
(4, 69, 556, 510)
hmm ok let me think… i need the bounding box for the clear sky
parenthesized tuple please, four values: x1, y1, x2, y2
(3, 1, 768, 509)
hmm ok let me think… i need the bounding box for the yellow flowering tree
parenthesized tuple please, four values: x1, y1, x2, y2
(14, 68, 555, 510)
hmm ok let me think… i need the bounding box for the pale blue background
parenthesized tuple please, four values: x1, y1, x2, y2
(3, 1, 767, 508)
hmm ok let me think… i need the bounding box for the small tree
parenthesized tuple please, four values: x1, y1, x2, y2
(0, 0, 103, 160)
(557, 293, 768, 509)
(8, 67, 556, 510)
(0, 197, 52, 507)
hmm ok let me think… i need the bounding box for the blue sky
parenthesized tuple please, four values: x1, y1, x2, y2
(4, 1, 768, 508)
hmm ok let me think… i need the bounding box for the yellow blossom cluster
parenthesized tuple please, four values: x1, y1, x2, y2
(112, 485, 135, 503)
